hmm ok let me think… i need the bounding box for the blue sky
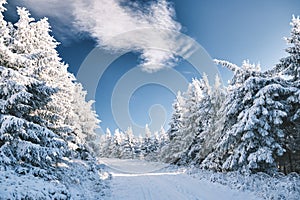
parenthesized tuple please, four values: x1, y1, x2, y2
(5, 0, 300, 135)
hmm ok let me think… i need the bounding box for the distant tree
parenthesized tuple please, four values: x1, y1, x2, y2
(142, 124, 152, 155)
(158, 126, 169, 148)
(134, 134, 144, 159)
(121, 126, 135, 159)
(111, 129, 124, 158)
(167, 91, 185, 140)
(100, 128, 112, 157)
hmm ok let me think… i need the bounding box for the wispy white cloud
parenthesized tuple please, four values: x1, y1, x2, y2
(13, 0, 193, 72)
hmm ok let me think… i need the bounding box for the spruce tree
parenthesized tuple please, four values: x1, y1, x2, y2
(276, 16, 300, 81)
(0, 62, 65, 169)
(201, 60, 297, 173)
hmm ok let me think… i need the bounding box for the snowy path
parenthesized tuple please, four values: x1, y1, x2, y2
(100, 158, 260, 200)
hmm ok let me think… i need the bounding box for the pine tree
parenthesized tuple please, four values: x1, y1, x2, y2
(111, 129, 124, 158)
(0, 65, 65, 168)
(0, 4, 25, 71)
(161, 79, 204, 164)
(72, 83, 100, 155)
(11, 8, 102, 159)
(98, 128, 112, 157)
(12, 7, 35, 55)
(0, 1, 66, 169)
(134, 134, 144, 159)
(275, 16, 300, 173)
(121, 126, 135, 159)
(201, 60, 297, 173)
(174, 79, 204, 165)
(167, 91, 185, 140)
(275, 16, 300, 81)
(0, 1, 103, 168)
(184, 75, 225, 166)
(0, 2, 107, 198)
(158, 126, 169, 148)
(160, 92, 186, 163)
(10, 7, 72, 136)
(0, 0, 10, 46)
(142, 124, 152, 155)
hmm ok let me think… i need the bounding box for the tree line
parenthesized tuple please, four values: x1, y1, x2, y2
(161, 16, 300, 174)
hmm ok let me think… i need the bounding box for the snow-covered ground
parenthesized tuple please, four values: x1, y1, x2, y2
(2, 158, 298, 199)
(100, 158, 260, 200)
(188, 167, 300, 200)
(0, 159, 109, 199)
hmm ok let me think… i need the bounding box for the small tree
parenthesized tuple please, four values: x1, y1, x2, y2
(111, 129, 124, 158)
(167, 91, 185, 140)
(121, 126, 135, 159)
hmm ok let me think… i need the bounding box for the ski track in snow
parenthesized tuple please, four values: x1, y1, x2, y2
(100, 158, 260, 200)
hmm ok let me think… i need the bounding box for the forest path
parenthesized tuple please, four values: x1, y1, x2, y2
(99, 158, 260, 200)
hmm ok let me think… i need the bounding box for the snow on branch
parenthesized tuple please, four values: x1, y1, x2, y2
(213, 59, 241, 72)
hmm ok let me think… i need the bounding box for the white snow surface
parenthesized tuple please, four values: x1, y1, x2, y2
(0, 159, 109, 199)
(100, 158, 260, 200)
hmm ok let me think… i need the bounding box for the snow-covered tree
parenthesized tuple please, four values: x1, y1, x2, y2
(0, 65, 65, 168)
(274, 16, 300, 173)
(121, 126, 135, 158)
(0, 5, 25, 71)
(111, 129, 124, 158)
(161, 92, 185, 162)
(10, 8, 102, 159)
(161, 79, 204, 164)
(158, 126, 169, 148)
(275, 16, 300, 81)
(9, 7, 71, 135)
(142, 124, 152, 155)
(0, 2, 107, 198)
(167, 91, 185, 140)
(98, 128, 112, 157)
(0, 1, 103, 166)
(0, 2, 66, 168)
(12, 7, 35, 55)
(0, 0, 10, 46)
(72, 83, 100, 155)
(132, 134, 144, 159)
(182, 75, 225, 166)
(174, 79, 205, 165)
(201, 60, 299, 173)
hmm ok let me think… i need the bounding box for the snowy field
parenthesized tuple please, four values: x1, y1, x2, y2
(1, 158, 299, 199)
(188, 168, 300, 200)
(0, 159, 109, 199)
(100, 158, 261, 200)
